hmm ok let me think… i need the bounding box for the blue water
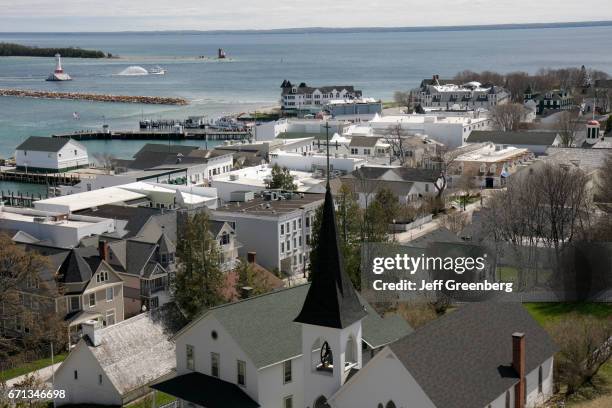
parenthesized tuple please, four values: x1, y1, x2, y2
(1, 27, 612, 159)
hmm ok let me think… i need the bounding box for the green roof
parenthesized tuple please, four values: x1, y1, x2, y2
(179, 284, 412, 369)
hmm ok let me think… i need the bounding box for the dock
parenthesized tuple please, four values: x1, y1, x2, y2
(0, 170, 81, 186)
(0, 191, 48, 207)
(53, 128, 252, 142)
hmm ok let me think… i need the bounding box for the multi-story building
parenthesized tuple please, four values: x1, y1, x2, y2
(280, 80, 363, 116)
(211, 192, 325, 276)
(524, 86, 574, 114)
(7, 243, 125, 347)
(416, 75, 510, 111)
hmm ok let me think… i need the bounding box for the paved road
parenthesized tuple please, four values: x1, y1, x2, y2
(395, 200, 483, 244)
(5, 362, 62, 388)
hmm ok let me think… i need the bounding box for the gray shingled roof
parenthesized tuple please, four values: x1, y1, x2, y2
(182, 284, 412, 369)
(349, 136, 380, 148)
(83, 313, 175, 395)
(467, 131, 559, 146)
(389, 302, 558, 408)
(16, 136, 72, 152)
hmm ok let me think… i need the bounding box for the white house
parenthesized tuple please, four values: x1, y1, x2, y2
(15, 136, 88, 173)
(270, 151, 365, 174)
(280, 81, 363, 115)
(416, 75, 511, 110)
(53, 308, 184, 407)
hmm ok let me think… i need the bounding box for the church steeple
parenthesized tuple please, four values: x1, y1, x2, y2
(295, 121, 366, 328)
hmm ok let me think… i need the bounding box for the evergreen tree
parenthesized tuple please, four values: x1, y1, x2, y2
(269, 164, 297, 190)
(173, 212, 223, 319)
(234, 258, 272, 299)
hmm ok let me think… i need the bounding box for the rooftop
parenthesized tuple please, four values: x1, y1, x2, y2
(456, 143, 530, 162)
(467, 130, 559, 146)
(213, 165, 327, 192)
(0, 206, 113, 228)
(34, 187, 146, 213)
(16, 136, 75, 153)
(214, 192, 324, 216)
(389, 301, 557, 408)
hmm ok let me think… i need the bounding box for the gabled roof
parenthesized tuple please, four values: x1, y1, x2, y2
(389, 302, 558, 408)
(344, 166, 440, 183)
(133, 143, 199, 158)
(467, 131, 559, 146)
(77, 205, 167, 239)
(79, 307, 184, 395)
(15, 136, 72, 152)
(349, 136, 380, 148)
(178, 283, 412, 369)
(108, 239, 158, 276)
(294, 187, 367, 329)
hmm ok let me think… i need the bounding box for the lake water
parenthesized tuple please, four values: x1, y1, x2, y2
(1, 26, 612, 192)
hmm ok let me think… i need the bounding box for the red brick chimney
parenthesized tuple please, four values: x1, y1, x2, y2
(247, 252, 256, 264)
(98, 240, 109, 262)
(512, 332, 526, 408)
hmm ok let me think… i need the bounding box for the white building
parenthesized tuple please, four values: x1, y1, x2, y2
(211, 192, 325, 275)
(270, 151, 365, 174)
(15, 136, 88, 173)
(416, 76, 510, 110)
(280, 80, 363, 115)
(212, 165, 327, 202)
(35, 182, 218, 213)
(368, 113, 492, 148)
(0, 205, 115, 248)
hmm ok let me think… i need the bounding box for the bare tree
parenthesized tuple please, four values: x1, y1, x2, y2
(490, 103, 528, 131)
(548, 314, 612, 396)
(431, 146, 465, 199)
(441, 211, 469, 233)
(555, 109, 581, 147)
(483, 163, 592, 289)
(393, 90, 415, 112)
(504, 71, 531, 102)
(92, 152, 116, 174)
(383, 124, 410, 166)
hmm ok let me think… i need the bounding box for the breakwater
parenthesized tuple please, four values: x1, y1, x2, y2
(0, 88, 188, 105)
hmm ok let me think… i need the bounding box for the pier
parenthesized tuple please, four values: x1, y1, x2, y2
(53, 128, 253, 142)
(0, 170, 81, 186)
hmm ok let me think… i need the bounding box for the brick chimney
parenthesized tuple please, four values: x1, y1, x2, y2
(98, 240, 109, 262)
(512, 332, 526, 408)
(247, 251, 256, 264)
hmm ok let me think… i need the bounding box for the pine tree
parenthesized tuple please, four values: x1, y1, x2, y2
(173, 212, 223, 319)
(269, 164, 297, 190)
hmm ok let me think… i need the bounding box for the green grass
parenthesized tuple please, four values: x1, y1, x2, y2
(524, 302, 612, 326)
(126, 392, 176, 408)
(0, 353, 67, 382)
(496, 266, 553, 286)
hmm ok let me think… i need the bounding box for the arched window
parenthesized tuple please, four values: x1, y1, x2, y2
(314, 396, 330, 408)
(538, 365, 543, 393)
(377, 404, 383, 408)
(385, 402, 397, 408)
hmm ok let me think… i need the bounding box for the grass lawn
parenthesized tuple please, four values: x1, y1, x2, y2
(524, 302, 612, 326)
(497, 266, 553, 286)
(126, 392, 176, 408)
(0, 353, 67, 382)
(522, 302, 612, 407)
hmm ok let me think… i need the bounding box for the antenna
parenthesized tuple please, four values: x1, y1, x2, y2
(324, 121, 331, 187)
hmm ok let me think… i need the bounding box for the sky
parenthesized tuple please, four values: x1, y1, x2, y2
(0, 0, 611, 32)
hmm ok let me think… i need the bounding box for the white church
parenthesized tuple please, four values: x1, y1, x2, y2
(151, 183, 557, 408)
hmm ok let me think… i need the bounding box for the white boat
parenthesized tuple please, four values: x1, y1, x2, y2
(46, 54, 72, 81)
(149, 66, 167, 75)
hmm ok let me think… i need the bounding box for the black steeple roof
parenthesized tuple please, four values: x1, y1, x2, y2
(294, 186, 367, 329)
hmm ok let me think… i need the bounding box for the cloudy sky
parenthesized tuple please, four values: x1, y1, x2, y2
(0, 0, 611, 32)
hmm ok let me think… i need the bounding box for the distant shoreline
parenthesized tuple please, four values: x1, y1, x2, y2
(0, 42, 110, 58)
(1, 20, 611, 35)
